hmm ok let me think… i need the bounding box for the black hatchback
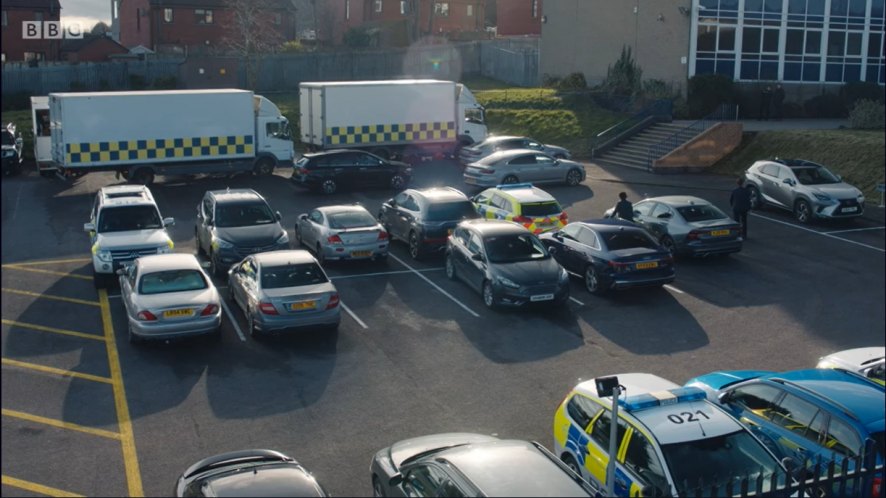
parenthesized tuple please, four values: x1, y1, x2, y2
(291, 149, 412, 194)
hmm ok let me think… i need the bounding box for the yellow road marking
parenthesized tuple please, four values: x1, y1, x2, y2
(2, 265, 92, 280)
(1, 475, 84, 497)
(99, 288, 144, 497)
(3, 257, 91, 267)
(2, 408, 121, 441)
(1, 288, 100, 307)
(2, 319, 106, 342)
(2, 358, 113, 384)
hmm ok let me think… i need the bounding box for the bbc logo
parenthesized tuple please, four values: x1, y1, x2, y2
(22, 21, 84, 40)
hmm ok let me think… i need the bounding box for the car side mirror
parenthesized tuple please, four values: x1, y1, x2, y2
(275, 211, 282, 221)
(471, 252, 484, 262)
(717, 391, 731, 404)
(83, 222, 96, 232)
(657, 212, 672, 219)
(389, 474, 404, 487)
(782, 177, 794, 186)
(835, 174, 842, 181)
(388, 199, 397, 207)
(163, 217, 175, 227)
(299, 213, 308, 221)
(553, 232, 563, 240)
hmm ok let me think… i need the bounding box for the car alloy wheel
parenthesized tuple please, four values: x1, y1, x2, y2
(502, 174, 518, 184)
(390, 174, 406, 190)
(409, 232, 422, 260)
(482, 280, 497, 308)
(565, 169, 582, 186)
(321, 179, 337, 195)
(372, 476, 385, 497)
(748, 185, 762, 210)
(660, 236, 676, 255)
(253, 157, 274, 176)
(584, 265, 604, 295)
(445, 254, 456, 280)
(794, 199, 812, 224)
(316, 243, 325, 264)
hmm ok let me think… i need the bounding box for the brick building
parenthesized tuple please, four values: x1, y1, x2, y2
(1, 0, 62, 63)
(496, 0, 542, 36)
(60, 35, 129, 62)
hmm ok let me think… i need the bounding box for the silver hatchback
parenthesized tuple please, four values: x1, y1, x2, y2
(745, 159, 866, 223)
(463, 149, 586, 188)
(294, 204, 389, 263)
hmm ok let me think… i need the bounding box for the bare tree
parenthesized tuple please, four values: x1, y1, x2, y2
(90, 21, 111, 36)
(220, 0, 287, 90)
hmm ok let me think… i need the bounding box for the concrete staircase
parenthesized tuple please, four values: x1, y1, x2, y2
(594, 122, 695, 171)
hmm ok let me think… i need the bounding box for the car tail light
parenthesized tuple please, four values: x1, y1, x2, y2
(325, 293, 340, 310)
(686, 230, 702, 241)
(479, 168, 496, 175)
(559, 212, 569, 224)
(608, 261, 629, 273)
(377, 231, 389, 241)
(513, 215, 532, 225)
(200, 304, 219, 316)
(872, 477, 881, 497)
(258, 301, 278, 315)
(298, 168, 309, 175)
(327, 234, 343, 244)
(136, 310, 157, 321)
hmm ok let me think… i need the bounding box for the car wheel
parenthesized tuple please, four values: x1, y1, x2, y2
(660, 236, 676, 255)
(561, 454, 581, 476)
(482, 280, 497, 309)
(209, 251, 222, 278)
(502, 174, 519, 185)
(247, 309, 261, 339)
(252, 157, 274, 176)
(748, 185, 763, 210)
(794, 199, 812, 224)
(127, 324, 142, 344)
(321, 178, 337, 195)
(584, 265, 605, 296)
(390, 174, 407, 190)
(445, 253, 457, 280)
(372, 475, 386, 497)
(195, 230, 205, 256)
(294, 225, 303, 247)
(408, 231, 423, 260)
(565, 168, 583, 186)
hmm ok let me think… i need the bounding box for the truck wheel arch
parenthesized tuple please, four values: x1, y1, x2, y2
(129, 167, 155, 186)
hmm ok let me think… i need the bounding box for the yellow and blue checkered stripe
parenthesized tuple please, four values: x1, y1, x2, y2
(65, 135, 254, 164)
(325, 122, 456, 146)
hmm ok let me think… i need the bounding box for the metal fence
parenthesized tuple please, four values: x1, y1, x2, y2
(1, 59, 181, 96)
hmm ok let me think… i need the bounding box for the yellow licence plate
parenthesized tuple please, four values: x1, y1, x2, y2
(163, 308, 193, 318)
(710, 229, 730, 237)
(289, 301, 316, 311)
(635, 261, 659, 270)
(351, 251, 371, 258)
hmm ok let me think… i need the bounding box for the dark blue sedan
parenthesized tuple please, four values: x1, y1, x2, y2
(538, 219, 675, 295)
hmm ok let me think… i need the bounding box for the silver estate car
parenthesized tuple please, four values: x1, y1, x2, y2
(745, 158, 866, 223)
(294, 204, 389, 263)
(606, 196, 742, 257)
(117, 254, 221, 343)
(228, 250, 340, 338)
(463, 149, 586, 188)
(459, 135, 572, 164)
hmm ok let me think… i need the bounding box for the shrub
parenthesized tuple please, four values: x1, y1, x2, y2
(601, 46, 642, 97)
(849, 99, 886, 129)
(803, 92, 847, 118)
(541, 74, 561, 88)
(642, 79, 677, 100)
(558, 72, 587, 90)
(840, 81, 885, 109)
(687, 74, 735, 118)
(280, 40, 305, 53)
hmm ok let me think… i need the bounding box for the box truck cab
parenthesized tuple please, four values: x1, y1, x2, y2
(31, 96, 53, 176)
(457, 83, 487, 144)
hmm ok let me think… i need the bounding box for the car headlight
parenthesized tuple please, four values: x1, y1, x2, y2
(212, 237, 234, 250)
(158, 240, 174, 253)
(495, 276, 520, 289)
(813, 193, 832, 202)
(93, 244, 113, 262)
(276, 231, 289, 244)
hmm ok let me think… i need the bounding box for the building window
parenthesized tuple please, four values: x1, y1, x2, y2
(401, 0, 409, 14)
(35, 11, 44, 21)
(467, 4, 473, 16)
(195, 9, 213, 24)
(532, 0, 539, 18)
(346, 0, 350, 20)
(435, 2, 449, 16)
(374, 0, 383, 13)
(163, 8, 173, 23)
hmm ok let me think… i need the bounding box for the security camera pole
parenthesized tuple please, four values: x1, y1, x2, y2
(595, 376, 622, 497)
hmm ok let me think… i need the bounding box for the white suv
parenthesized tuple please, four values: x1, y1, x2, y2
(84, 185, 175, 288)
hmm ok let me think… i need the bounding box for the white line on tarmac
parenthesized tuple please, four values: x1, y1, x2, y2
(330, 268, 444, 280)
(218, 298, 246, 342)
(750, 213, 886, 253)
(823, 226, 886, 234)
(569, 296, 585, 306)
(663, 284, 685, 294)
(340, 302, 368, 329)
(389, 254, 481, 318)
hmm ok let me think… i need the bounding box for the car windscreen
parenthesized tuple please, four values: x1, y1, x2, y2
(328, 210, 377, 229)
(521, 201, 562, 217)
(261, 263, 328, 289)
(215, 202, 276, 227)
(484, 233, 549, 263)
(660, 430, 786, 496)
(676, 204, 728, 222)
(792, 165, 842, 185)
(139, 269, 207, 295)
(602, 230, 659, 251)
(426, 201, 480, 222)
(98, 205, 163, 232)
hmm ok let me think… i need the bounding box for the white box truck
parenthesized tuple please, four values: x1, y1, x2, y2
(31, 96, 52, 176)
(299, 79, 487, 160)
(48, 89, 294, 185)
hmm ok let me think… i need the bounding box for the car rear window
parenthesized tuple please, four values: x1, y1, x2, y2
(215, 202, 276, 227)
(261, 263, 328, 289)
(98, 205, 163, 232)
(521, 201, 562, 217)
(602, 231, 658, 251)
(426, 201, 479, 222)
(328, 210, 377, 229)
(139, 270, 207, 295)
(484, 233, 548, 263)
(676, 204, 728, 222)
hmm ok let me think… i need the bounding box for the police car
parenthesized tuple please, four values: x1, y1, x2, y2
(470, 183, 567, 234)
(553, 373, 789, 497)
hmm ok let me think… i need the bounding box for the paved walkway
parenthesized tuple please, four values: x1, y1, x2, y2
(672, 118, 850, 131)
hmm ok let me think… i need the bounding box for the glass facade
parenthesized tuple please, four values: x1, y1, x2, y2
(691, 0, 885, 83)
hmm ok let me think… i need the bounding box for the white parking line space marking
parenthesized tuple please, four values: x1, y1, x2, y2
(389, 254, 481, 318)
(329, 268, 444, 280)
(750, 213, 886, 253)
(218, 298, 246, 342)
(663, 284, 685, 294)
(340, 302, 368, 329)
(569, 296, 585, 306)
(823, 226, 886, 234)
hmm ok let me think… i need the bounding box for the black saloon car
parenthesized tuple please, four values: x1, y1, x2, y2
(2, 123, 23, 176)
(378, 187, 480, 259)
(539, 219, 675, 295)
(291, 149, 412, 194)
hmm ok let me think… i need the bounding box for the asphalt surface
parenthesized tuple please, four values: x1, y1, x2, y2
(2, 161, 884, 497)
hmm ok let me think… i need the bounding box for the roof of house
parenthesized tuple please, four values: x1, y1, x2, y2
(3, 0, 61, 9)
(61, 35, 129, 54)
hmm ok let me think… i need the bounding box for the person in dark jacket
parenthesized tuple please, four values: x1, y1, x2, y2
(613, 192, 634, 222)
(759, 86, 773, 121)
(773, 83, 786, 120)
(730, 177, 752, 239)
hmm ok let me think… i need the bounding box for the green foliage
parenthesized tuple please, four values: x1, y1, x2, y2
(558, 72, 588, 90)
(280, 40, 306, 53)
(849, 99, 886, 129)
(642, 79, 678, 100)
(803, 92, 847, 118)
(840, 81, 885, 108)
(687, 74, 735, 118)
(601, 46, 642, 96)
(129, 74, 147, 90)
(343, 28, 371, 48)
(475, 88, 562, 109)
(152, 76, 177, 89)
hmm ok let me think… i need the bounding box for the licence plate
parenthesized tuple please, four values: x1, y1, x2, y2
(351, 251, 371, 258)
(530, 294, 555, 302)
(289, 301, 316, 311)
(163, 308, 193, 318)
(842, 206, 858, 213)
(710, 229, 730, 237)
(635, 261, 659, 270)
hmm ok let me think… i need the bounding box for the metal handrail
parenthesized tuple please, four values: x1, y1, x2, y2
(644, 103, 736, 170)
(590, 99, 672, 158)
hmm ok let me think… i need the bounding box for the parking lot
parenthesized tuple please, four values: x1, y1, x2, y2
(2, 160, 884, 496)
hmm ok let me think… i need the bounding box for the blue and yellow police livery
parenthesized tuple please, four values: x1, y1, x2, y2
(471, 183, 568, 235)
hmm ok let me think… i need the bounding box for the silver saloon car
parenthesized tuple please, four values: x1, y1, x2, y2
(228, 250, 340, 338)
(463, 149, 586, 188)
(294, 204, 389, 263)
(459, 135, 572, 164)
(118, 254, 222, 343)
(745, 158, 866, 223)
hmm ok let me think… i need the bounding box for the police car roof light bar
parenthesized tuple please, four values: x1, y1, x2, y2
(619, 386, 706, 412)
(496, 182, 534, 189)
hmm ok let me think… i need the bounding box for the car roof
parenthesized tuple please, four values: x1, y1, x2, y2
(303, 149, 366, 158)
(640, 195, 711, 207)
(411, 187, 469, 201)
(253, 250, 318, 267)
(461, 219, 528, 235)
(315, 204, 372, 215)
(136, 254, 201, 272)
(486, 184, 557, 203)
(209, 188, 264, 203)
(763, 369, 885, 426)
(480, 135, 523, 144)
(579, 219, 643, 231)
(572, 373, 742, 445)
(819, 347, 886, 369)
(482, 148, 550, 162)
(207, 463, 324, 497)
(438, 440, 590, 496)
(99, 185, 155, 207)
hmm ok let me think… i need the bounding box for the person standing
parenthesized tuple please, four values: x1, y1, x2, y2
(730, 177, 752, 239)
(773, 83, 786, 120)
(613, 192, 634, 222)
(759, 86, 773, 121)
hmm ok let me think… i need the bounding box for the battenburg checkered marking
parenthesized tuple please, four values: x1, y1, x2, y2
(65, 135, 254, 164)
(325, 122, 456, 146)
